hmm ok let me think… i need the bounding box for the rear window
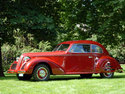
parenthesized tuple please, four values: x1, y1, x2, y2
(92, 45, 103, 53)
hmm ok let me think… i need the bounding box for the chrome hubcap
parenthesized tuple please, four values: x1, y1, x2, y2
(103, 61, 113, 77)
(107, 73, 111, 75)
(104, 61, 111, 72)
(37, 67, 48, 80)
(39, 70, 46, 77)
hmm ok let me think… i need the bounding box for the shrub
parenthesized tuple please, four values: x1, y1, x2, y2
(106, 43, 125, 63)
(2, 44, 17, 72)
(1, 40, 52, 72)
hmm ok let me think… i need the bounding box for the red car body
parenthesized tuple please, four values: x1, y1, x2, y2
(8, 40, 123, 81)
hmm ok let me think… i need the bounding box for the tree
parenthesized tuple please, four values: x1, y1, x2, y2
(0, 0, 15, 76)
(0, 0, 60, 76)
(1, 0, 125, 76)
(58, 0, 125, 46)
(0, 34, 4, 76)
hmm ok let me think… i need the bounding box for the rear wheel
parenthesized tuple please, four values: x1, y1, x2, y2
(100, 61, 114, 78)
(17, 74, 32, 80)
(33, 64, 50, 81)
(100, 72, 114, 78)
(80, 74, 92, 78)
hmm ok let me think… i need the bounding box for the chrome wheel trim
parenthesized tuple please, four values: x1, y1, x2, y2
(103, 61, 113, 77)
(103, 73, 113, 78)
(104, 61, 111, 71)
(37, 67, 48, 80)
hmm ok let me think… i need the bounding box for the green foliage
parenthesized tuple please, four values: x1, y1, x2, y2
(58, 0, 125, 46)
(39, 41, 52, 52)
(1, 0, 125, 74)
(0, 0, 60, 44)
(0, 0, 59, 74)
(1, 36, 52, 71)
(1, 44, 17, 71)
(106, 42, 125, 62)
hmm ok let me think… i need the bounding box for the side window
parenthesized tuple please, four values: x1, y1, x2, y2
(57, 44, 69, 51)
(92, 45, 103, 53)
(83, 45, 90, 53)
(69, 44, 90, 53)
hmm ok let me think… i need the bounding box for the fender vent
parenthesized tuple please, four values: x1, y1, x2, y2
(21, 63, 26, 70)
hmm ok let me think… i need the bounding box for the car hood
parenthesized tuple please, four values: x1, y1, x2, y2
(22, 51, 66, 57)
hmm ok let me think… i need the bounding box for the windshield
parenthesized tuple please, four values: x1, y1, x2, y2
(53, 44, 70, 51)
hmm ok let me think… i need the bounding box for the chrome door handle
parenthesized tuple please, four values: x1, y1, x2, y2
(88, 56, 93, 58)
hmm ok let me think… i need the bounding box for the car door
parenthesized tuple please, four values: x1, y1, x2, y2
(64, 44, 94, 73)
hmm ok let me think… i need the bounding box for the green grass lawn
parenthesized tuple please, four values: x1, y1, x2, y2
(0, 64, 125, 94)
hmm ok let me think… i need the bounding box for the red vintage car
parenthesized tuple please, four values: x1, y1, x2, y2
(8, 40, 123, 81)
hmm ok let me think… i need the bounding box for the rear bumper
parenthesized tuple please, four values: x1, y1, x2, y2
(116, 69, 123, 73)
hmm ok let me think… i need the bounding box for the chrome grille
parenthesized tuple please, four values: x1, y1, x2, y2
(11, 64, 17, 70)
(17, 55, 24, 69)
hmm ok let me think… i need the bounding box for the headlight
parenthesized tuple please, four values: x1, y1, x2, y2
(23, 56, 30, 62)
(16, 57, 20, 62)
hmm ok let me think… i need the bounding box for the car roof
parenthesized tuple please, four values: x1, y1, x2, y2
(60, 40, 109, 55)
(61, 40, 100, 45)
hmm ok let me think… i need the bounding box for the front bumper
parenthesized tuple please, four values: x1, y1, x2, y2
(7, 69, 26, 74)
(7, 70, 16, 74)
(7, 60, 32, 74)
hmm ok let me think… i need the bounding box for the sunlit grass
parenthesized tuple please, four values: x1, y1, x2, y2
(0, 64, 125, 94)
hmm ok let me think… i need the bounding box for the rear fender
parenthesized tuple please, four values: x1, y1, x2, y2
(24, 57, 65, 75)
(95, 56, 122, 73)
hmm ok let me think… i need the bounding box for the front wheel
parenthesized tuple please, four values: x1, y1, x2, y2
(33, 64, 50, 81)
(100, 72, 114, 78)
(17, 74, 32, 80)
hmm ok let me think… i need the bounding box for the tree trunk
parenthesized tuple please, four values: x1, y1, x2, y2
(0, 41, 5, 77)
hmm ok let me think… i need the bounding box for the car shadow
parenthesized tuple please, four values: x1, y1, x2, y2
(111, 75, 125, 79)
(49, 74, 125, 81)
(31, 74, 125, 82)
(1, 74, 125, 81)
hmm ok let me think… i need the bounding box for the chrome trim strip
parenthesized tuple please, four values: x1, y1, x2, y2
(18, 55, 24, 67)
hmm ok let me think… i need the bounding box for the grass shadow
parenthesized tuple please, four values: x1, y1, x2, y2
(0, 75, 17, 80)
(112, 75, 125, 79)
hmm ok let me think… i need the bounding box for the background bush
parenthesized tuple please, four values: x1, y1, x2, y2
(2, 34, 52, 72)
(106, 43, 125, 63)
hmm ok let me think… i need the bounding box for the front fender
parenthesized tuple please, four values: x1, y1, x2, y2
(24, 57, 65, 75)
(95, 56, 122, 73)
(7, 61, 18, 73)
